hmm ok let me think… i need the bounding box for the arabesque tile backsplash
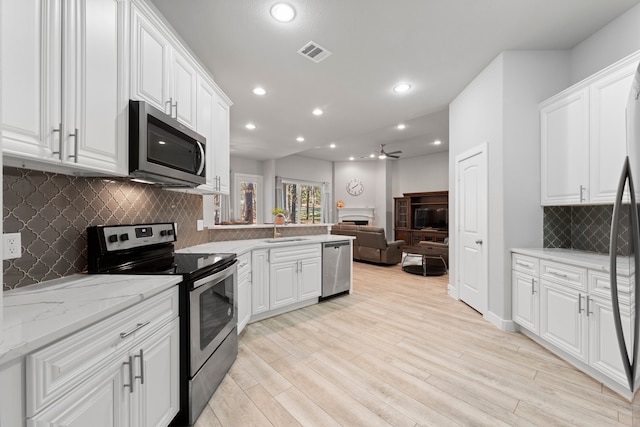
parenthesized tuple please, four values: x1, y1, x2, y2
(543, 205, 632, 255)
(3, 167, 208, 290)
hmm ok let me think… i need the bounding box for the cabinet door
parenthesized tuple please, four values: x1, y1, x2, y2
(270, 261, 297, 309)
(394, 197, 409, 229)
(589, 64, 636, 204)
(28, 355, 128, 427)
(540, 280, 588, 362)
(588, 296, 632, 386)
(131, 4, 170, 112)
(1, 0, 48, 159)
(64, 0, 125, 174)
(237, 271, 252, 334)
(213, 95, 231, 194)
(251, 249, 269, 315)
(540, 88, 589, 205)
(512, 271, 539, 334)
(131, 318, 179, 427)
(298, 258, 321, 301)
(170, 50, 197, 129)
(195, 76, 216, 192)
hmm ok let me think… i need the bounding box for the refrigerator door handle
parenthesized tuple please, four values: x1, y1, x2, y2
(610, 156, 640, 392)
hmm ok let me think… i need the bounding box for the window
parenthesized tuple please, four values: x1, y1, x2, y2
(233, 173, 263, 224)
(282, 179, 324, 224)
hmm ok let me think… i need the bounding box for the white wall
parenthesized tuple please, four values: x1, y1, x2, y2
(275, 155, 333, 184)
(394, 151, 448, 196)
(571, 3, 640, 84)
(449, 50, 570, 328)
(334, 161, 380, 222)
(230, 156, 262, 176)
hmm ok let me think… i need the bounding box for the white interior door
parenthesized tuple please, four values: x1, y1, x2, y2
(456, 144, 488, 314)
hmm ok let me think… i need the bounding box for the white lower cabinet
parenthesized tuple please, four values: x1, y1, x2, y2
(26, 287, 180, 427)
(512, 250, 635, 397)
(251, 244, 321, 320)
(539, 279, 588, 363)
(237, 252, 252, 334)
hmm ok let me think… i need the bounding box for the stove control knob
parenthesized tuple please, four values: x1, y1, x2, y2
(120, 233, 129, 242)
(167, 229, 174, 236)
(108, 234, 118, 243)
(160, 230, 168, 237)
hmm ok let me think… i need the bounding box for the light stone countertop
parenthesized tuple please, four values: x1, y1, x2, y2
(177, 234, 354, 256)
(511, 247, 633, 276)
(0, 274, 181, 367)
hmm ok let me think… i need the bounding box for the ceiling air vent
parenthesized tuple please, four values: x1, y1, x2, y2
(297, 41, 332, 63)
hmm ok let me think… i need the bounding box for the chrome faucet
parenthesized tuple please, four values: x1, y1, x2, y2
(273, 213, 285, 238)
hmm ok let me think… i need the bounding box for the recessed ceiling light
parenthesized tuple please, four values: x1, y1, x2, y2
(396, 123, 406, 130)
(245, 123, 256, 130)
(349, 156, 355, 161)
(329, 143, 336, 149)
(434, 139, 442, 145)
(393, 83, 411, 93)
(312, 108, 323, 116)
(253, 87, 266, 96)
(296, 136, 305, 142)
(369, 154, 375, 158)
(270, 3, 295, 22)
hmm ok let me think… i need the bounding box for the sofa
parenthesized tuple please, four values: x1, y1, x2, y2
(330, 223, 404, 265)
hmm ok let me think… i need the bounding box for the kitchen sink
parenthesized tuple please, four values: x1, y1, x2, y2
(263, 237, 309, 243)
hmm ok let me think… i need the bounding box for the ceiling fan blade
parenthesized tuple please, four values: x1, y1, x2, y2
(386, 150, 402, 155)
(387, 153, 400, 159)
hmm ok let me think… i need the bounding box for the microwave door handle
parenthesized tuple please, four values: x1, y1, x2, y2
(196, 141, 206, 176)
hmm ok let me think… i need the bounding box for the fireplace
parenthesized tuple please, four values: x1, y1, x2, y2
(337, 207, 375, 225)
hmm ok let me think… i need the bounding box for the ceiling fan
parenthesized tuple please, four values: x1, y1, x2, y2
(378, 144, 402, 159)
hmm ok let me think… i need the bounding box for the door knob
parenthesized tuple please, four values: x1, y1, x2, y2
(475, 239, 483, 245)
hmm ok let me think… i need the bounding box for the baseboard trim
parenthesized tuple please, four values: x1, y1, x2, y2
(485, 310, 518, 332)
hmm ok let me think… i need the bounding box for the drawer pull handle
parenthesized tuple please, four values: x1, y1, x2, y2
(135, 349, 145, 385)
(123, 355, 134, 393)
(516, 261, 533, 268)
(120, 321, 150, 339)
(548, 268, 579, 281)
(531, 278, 537, 295)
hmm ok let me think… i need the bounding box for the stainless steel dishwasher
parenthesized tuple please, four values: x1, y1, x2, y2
(322, 240, 351, 299)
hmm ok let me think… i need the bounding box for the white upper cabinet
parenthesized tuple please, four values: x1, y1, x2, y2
(589, 63, 637, 204)
(540, 51, 640, 206)
(2, 0, 127, 176)
(540, 88, 590, 205)
(131, 0, 231, 194)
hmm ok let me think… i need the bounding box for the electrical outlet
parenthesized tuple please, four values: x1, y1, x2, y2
(3, 233, 21, 260)
(197, 219, 204, 231)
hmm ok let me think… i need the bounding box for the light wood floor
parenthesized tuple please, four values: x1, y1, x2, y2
(196, 262, 640, 426)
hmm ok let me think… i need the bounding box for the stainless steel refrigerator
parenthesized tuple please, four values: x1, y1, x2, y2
(610, 61, 640, 394)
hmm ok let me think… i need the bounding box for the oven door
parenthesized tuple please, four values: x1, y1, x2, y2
(189, 262, 237, 377)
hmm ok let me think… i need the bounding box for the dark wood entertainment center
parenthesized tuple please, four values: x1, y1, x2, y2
(394, 191, 448, 248)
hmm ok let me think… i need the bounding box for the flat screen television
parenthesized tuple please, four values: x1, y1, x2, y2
(414, 207, 448, 230)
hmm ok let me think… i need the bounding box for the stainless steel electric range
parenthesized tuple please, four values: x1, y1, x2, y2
(87, 222, 237, 426)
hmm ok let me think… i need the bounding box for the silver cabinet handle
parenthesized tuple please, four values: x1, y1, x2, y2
(578, 293, 584, 314)
(516, 261, 533, 268)
(165, 97, 174, 116)
(134, 349, 144, 385)
(68, 128, 78, 162)
(587, 297, 593, 317)
(123, 355, 134, 393)
(580, 185, 586, 203)
(120, 321, 150, 339)
(52, 123, 63, 159)
(475, 239, 483, 245)
(531, 278, 536, 295)
(174, 101, 178, 119)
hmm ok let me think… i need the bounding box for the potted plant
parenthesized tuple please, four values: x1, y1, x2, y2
(271, 208, 286, 224)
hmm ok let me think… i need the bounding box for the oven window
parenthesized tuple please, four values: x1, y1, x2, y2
(199, 274, 234, 350)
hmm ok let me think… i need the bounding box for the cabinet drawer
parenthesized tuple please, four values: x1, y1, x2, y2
(512, 253, 539, 276)
(26, 286, 179, 416)
(270, 244, 321, 262)
(540, 261, 587, 291)
(588, 270, 631, 304)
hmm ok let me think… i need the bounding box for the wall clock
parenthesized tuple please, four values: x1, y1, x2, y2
(346, 178, 364, 196)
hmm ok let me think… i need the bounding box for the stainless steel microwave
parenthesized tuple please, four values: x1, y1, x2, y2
(129, 100, 206, 187)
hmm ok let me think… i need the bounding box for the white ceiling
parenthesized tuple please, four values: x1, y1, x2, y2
(149, 0, 639, 162)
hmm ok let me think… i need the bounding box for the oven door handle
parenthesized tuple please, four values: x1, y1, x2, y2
(192, 260, 237, 289)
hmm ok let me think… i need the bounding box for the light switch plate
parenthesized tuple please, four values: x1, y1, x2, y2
(197, 219, 204, 231)
(3, 233, 21, 260)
